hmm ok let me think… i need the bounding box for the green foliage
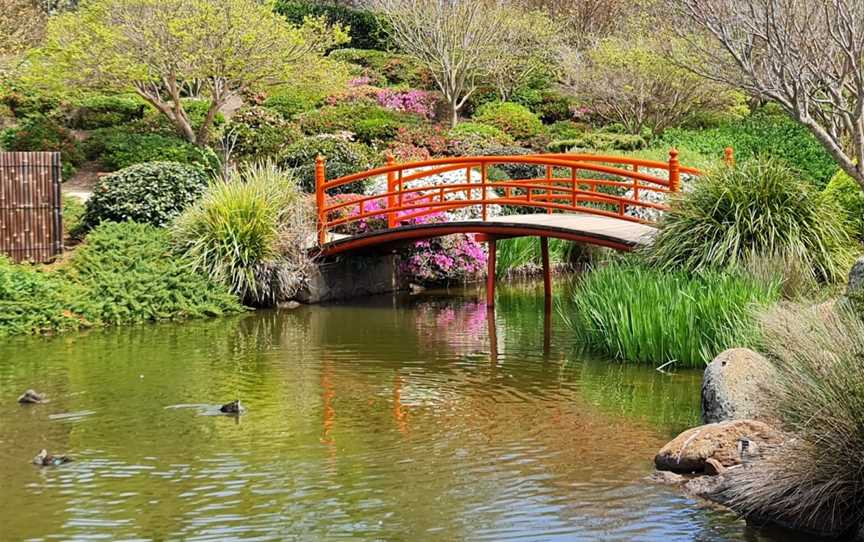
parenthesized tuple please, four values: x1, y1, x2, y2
(0, 256, 98, 336)
(445, 122, 515, 155)
(473, 146, 544, 179)
(83, 162, 209, 228)
(328, 48, 431, 87)
(0, 115, 83, 178)
(473, 102, 545, 141)
(645, 157, 855, 283)
(823, 170, 864, 241)
(69, 94, 147, 129)
(495, 237, 576, 276)
(273, 1, 393, 50)
(281, 135, 379, 193)
(566, 261, 779, 367)
(657, 109, 838, 187)
(548, 132, 646, 153)
(61, 222, 242, 325)
(296, 103, 421, 144)
(548, 120, 585, 141)
(225, 106, 303, 163)
(84, 128, 218, 171)
(62, 194, 85, 235)
(263, 92, 321, 119)
(136, 99, 225, 138)
(172, 163, 312, 306)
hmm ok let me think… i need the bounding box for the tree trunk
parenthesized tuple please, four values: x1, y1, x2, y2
(450, 101, 459, 128)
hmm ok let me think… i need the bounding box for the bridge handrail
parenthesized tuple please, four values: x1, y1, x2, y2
(314, 149, 728, 246)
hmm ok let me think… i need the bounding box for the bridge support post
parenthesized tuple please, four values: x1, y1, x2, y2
(486, 238, 497, 308)
(541, 237, 552, 301)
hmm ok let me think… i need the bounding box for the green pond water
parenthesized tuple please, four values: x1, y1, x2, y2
(0, 281, 793, 541)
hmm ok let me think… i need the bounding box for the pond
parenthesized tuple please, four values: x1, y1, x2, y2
(0, 280, 785, 541)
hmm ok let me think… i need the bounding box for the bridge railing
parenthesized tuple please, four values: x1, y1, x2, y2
(314, 150, 718, 245)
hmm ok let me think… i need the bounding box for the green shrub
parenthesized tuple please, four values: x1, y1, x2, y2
(83, 162, 209, 228)
(473, 146, 544, 180)
(645, 157, 855, 283)
(0, 115, 84, 178)
(657, 108, 838, 187)
(263, 92, 321, 119)
(548, 132, 646, 153)
(328, 48, 431, 87)
(69, 94, 147, 129)
(84, 128, 218, 171)
(0, 256, 97, 336)
(62, 195, 86, 235)
(173, 162, 313, 306)
(296, 103, 421, 144)
(566, 261, 779, 367)
(446, 122, 515, 155)
(530, 91, 576, 123)
(548, 120, 585, 141)
(225, 106, 302, 163)
(136, 98, 225, 139)
(273, 1, 392, 50)
(62, 222, 242, 325)
(473, 102, 545, 142)
(823, 170, 864, 241)
(281, 134, 379, 193)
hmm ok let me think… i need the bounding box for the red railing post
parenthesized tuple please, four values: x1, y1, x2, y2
(386, 154, 397, 229)
(315, 155, 326, 245)
(546, 165, 553, 214)
(668, 149, 680, 193)
(481, 160, 488, 221)
(724, 147, 735, 167)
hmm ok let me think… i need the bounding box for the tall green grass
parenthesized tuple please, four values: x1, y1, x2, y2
(172, 162, 314, 306)
(644, 157, 855, 284)
(495, 237, 580, 276)
(564, 261, 780, 367)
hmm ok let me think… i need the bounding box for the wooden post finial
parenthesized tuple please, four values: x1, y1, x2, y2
(724, 147, 735, 167)
(668, 148, 681, 192)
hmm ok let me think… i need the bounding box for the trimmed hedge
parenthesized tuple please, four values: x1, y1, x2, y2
(296, 103, 421, 144)
(69, 94, 147, 129)
(226, 106, 303, 162)
(83, 162, 210, 228)
(84, 128, 218, 171)
(281, 135, 379, 193)
(548, 133, 646, 153)
(0, 115, 84, 178)
(446, 122, 515, 155)
(273, 1, 393, 51)
(473, 102, 545, 142)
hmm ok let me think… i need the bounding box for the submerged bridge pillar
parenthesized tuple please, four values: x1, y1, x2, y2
(480, 234, 552, 308)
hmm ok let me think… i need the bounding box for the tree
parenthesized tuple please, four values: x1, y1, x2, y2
(514, 0, 644, 49)
(0, 0, 46, 65)
(375, 0, 508, 127)
(671, 0, 864, 189)
(31, 0, 348, 146)
(486, 9, 569, 101)
(567, 36, 737, 136)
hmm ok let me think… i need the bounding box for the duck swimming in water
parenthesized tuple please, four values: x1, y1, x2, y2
(32, 449, 72, 466)
(219, 400, 245, 415)
(18, 389, 45, 404)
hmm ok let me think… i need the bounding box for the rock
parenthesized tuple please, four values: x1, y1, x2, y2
(17, 389, 45, 404)
(846, 257, 864, 296)
(278, 300, 301, 310)
(647, 470, 686, 485)
(702, 348, 776, 424)
(655, 419, 784, 473)
(704, 458, 726, 476)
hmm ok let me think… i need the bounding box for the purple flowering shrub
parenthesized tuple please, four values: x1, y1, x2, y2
(376, 89, 438, 118)
(326, 193, 487, 284)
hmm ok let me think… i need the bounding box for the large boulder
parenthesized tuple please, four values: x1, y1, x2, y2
(846, 256, 864, 296)
(702, 348, 776, 424)
(655, 419, 783, 473)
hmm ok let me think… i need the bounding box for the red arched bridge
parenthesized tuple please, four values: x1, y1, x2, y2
(314, 149, 726, 305)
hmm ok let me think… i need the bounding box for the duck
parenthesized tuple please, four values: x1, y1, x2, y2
(32, 449, 72, 466)
(18, 389, 45, 404)
(219, 400, 245, 415)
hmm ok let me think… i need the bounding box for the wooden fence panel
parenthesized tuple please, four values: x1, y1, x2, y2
(0, 152, 63, 263)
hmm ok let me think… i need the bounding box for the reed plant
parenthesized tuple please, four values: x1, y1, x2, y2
(495, 237, 581, 277)
(644, 157, 854, 284)
(721, 303, 864, 536)
(172, 161, 315, 306)
(564, 261, 779, 367)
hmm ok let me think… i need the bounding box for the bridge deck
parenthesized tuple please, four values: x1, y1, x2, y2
(319, 212, 658, 255)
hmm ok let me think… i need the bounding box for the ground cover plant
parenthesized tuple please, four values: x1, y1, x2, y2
(565, 260, 780, 367)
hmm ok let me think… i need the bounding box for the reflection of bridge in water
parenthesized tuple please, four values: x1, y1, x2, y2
(313, 150, 726, 305)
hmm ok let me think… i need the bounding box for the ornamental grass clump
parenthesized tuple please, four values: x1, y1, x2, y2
(721, 304, 864, 536)
(645, 157, 854, 284)
(172, 162, 314, 307)
(566, 261, 779, 367)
